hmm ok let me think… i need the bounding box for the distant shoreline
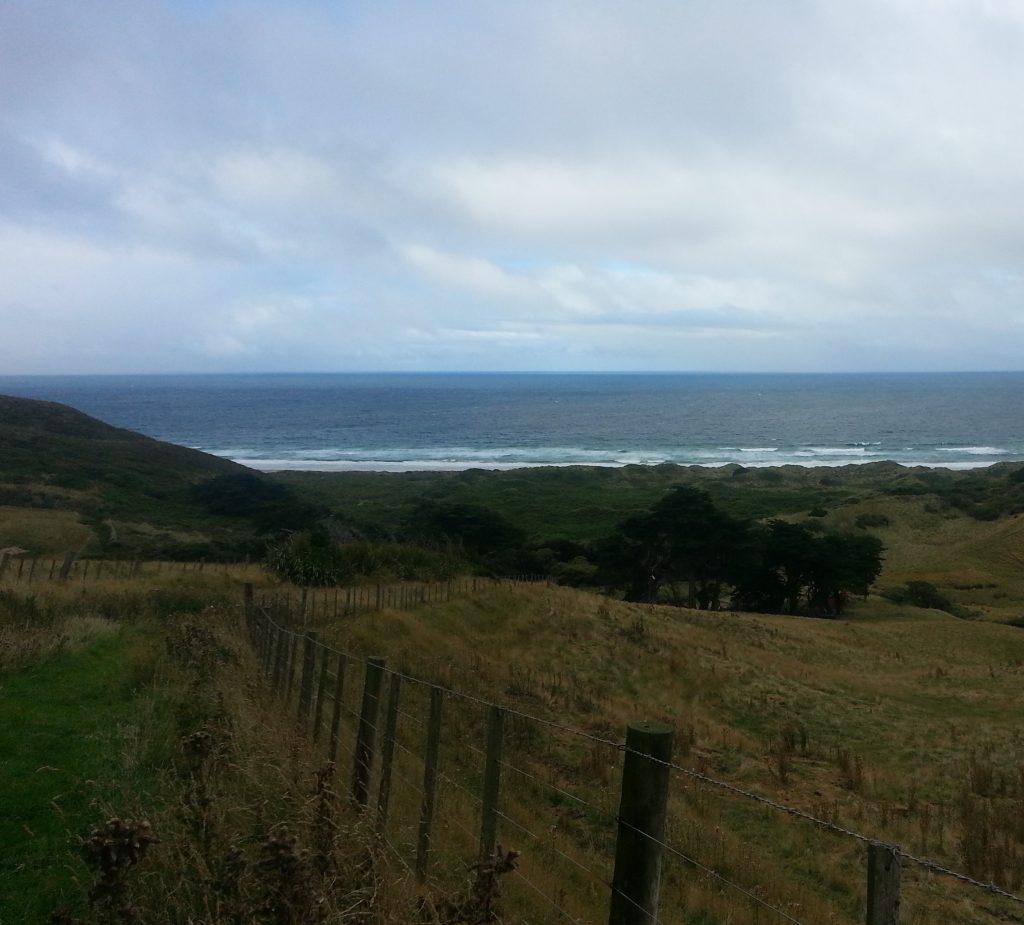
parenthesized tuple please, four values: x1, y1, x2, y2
(238, 457, 1015, 473)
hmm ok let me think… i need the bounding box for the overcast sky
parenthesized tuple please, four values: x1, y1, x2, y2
(2, 1, 1023, 374)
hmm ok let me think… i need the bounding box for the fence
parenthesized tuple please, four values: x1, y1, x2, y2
(242, 584, 1024, 925)
(0, 552, 241, 584)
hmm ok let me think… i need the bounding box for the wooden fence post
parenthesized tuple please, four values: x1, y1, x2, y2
(329, 652, 348, 764)
(272, 627, 288, 695)
(313, 644, 330, 743)
(285, 633, 300, 704)
(298, 632, 319, 726)
(0, 551, 7, 578)
(351, 657, 386, 808)
(243, 583, 254, 623)
(479, 705, 505, 861)
(376, 673, 403, 834)
(866, 842, 901, 925)
(58, 551, 75, 581)
(416, 686, 444, 882)
(608, 721, 673, 925)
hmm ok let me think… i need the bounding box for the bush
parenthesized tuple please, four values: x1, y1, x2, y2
(855, 512, 891, 529)
(883, 580, 976, 617)
(265, 535, 459, 586)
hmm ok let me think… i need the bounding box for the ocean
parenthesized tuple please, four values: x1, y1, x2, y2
(1, 372, 1022, 472)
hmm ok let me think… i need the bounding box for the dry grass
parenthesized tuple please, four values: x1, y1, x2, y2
(0, 505, 93, 554)
(302, 578, 1024, 924)
(7, 487, 1024, 923)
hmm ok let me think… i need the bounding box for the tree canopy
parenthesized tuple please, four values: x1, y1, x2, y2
(598, 488, 883, 615)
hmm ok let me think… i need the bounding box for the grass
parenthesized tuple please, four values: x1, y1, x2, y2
(0, 505, 93, 554)
(0, 623, 162, 921)
(6, 461, 1024, 922)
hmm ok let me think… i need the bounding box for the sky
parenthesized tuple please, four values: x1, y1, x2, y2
(1, 1, 1023, 375)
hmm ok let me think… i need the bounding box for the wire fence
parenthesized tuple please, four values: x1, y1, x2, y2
(243, 584, 1024, 925)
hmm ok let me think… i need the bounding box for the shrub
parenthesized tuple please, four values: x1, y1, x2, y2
(265, 535, 459, 586)
(855, 512, 891, 529)
(884, 580, 953, 611)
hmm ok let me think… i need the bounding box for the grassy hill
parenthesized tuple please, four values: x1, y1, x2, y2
(5, 567, 1024, 924)
(0, 395, 310, 559)
(5, 395, 1024, 921)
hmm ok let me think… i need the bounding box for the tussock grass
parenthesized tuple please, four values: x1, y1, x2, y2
(7, 539, 1024, 922)
(308, 580, 1024, 923)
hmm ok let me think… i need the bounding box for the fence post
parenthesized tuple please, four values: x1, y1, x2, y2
(479, 705, 505, 861)
(58, 550, 75, 581)
(608, 721, 673, 925)
(329, 652, 347, 764)
(243, 583, 254, 623)
(298, 632, 318, 726)
(376, 673, 403, 833)
(351, 657, 386, 808)
(285, 633, 300, 704)
(866, 842, 901, 925)
(272, 627, 288, 695)
(262, 617, 274, 673)
(313, 644, 330, 743)
(416, 686, 444, 882)
(0, 551, 7, 578)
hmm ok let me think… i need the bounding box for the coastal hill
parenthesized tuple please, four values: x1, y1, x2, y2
(0, 394, 299, 558)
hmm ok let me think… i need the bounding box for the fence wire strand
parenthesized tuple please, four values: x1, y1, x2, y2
(252, 600, 1024, 910)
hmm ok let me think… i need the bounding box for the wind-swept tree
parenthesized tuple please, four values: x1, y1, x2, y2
(596, 486, 748, 606)
(732, 520, 883, 615)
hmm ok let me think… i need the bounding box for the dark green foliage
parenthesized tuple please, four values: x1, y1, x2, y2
(855, 512, 892, 529)
(265, 533, 459, 586)
(732, 521, 883, 616)
(407, 501, 539, 574)
(191, 472, 323, 532)
(884, 581, 954, 611)
(595, 486, 752, 607)
(882, 580, 979, 619)
(596, 488, 884, 616)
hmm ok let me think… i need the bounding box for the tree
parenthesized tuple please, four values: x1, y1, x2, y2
(597, 486, 748, 606)
(732, 521, 883, 616)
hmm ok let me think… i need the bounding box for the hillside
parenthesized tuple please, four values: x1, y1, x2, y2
(5, 567, 1024, 924)
(0, 394, 307, 558)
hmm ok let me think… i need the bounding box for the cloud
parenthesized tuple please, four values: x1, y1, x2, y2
(0, 0, 1022, 372)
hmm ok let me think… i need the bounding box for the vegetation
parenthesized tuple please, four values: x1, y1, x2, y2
(7, 561, 1024, 923)
(6, 392, 1024, 921)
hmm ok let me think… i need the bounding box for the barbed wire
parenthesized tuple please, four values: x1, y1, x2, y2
(494, 809, 608, 892)
(250, 601, 1024, 908)
(898, 847, 1024, 906)
(506, 865, 590, 925)
(499, 757, 617, 822)
(616, 817, 807, 925)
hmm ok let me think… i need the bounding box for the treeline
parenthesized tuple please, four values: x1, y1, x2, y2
(592, 486, 883, 615)
(250, 477, 882, 617)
